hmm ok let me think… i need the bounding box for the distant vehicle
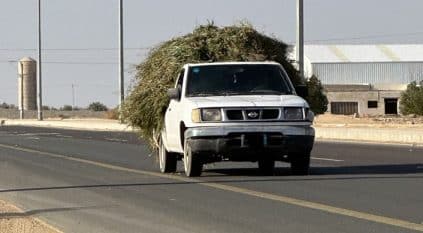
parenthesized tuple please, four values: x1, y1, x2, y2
(159, 62, 315, 177)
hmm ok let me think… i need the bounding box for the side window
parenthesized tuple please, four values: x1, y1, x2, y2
(175, 69, 185, 89)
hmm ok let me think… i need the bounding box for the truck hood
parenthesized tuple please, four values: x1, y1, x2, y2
(187, 95, 308, 108)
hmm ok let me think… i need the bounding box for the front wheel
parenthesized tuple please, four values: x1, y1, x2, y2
(159, 138, 177, 173)
(258, 159, 275, 176)
(290, 154, 310, 175)
(183, 140, 203, 177)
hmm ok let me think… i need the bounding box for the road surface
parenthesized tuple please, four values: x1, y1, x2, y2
(0, 126, 422, 233)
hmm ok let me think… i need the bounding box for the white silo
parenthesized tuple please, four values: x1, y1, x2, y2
(18, 57, 37, 110)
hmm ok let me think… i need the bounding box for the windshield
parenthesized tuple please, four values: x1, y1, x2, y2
(186, 64, 293, 97)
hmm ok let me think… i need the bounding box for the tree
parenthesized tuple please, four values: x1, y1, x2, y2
(306, 75, 328, 115)
(122, 23, 326, 148)
(88, 102, 108, 112)
(61, 105, 73, 111)
(400, 81, 423, 115)
(0, 102, 10, 109)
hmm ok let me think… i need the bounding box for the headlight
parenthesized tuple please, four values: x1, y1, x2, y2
(191, 108, 222, 122)
(201, 108, 222, 122)
(283, 107, 304, 120)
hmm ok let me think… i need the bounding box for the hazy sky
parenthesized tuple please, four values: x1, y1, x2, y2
(1, 0, 423, 107)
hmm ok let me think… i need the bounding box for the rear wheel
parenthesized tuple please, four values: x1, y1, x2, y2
(258, 159, 275, 176)
(290, 154, 310, 175)
(183, 140, 203, 177)
(159, 139, 177, 173)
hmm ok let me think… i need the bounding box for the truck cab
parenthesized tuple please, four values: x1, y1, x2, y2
(159, 62, 315, 177)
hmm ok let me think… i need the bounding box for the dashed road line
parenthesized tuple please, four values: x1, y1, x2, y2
(311, 157, 344, 162)
(0, 143, 422, 232)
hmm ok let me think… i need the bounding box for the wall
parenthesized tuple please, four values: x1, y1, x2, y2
(313, 62, 423, 85)
(326, 90, 402, 116)
(0, 109, 107, 119)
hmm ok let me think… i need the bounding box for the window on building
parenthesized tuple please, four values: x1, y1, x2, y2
(367, 101, 378, 109)
(330, 102, 358, 115)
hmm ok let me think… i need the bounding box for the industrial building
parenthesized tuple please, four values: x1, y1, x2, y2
(293, 44, 423, 116)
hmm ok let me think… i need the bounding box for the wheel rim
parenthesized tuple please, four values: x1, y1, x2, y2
(159, 141, 166, 172)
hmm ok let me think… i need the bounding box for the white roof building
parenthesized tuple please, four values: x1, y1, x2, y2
(290, 44, 423, 86)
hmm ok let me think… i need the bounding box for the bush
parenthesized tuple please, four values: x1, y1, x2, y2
(0, 102, 10, 109)
(122, 23, 324, 149)
(61, 105, 73, 111)
(400, 81, 423, 115)
(105, 107, 119, 120)
(306, 75, 328, 115)
(88, 102, 108, 112)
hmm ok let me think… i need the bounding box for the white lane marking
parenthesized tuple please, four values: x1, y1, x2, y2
(18, 133, 60, 136)
(57, 135, 73, 138)
(105, 138, 128, 143)
(1, 143, 423, 232)
(311, 157, 344, 162)
(26, 137, 40, 140)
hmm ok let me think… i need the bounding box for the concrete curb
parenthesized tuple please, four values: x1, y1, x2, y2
(1, 119, 134, 132)
(2, 119, 423, 145)
(314, 126, 423, 145)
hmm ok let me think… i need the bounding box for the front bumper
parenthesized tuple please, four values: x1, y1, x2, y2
(185, 125, 314, 162)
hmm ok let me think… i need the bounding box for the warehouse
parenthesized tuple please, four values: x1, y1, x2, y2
(294, 44, 423, 116)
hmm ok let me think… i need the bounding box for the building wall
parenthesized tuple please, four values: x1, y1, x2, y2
(326, 90, 402, 116)
(313, 62, 423, 85)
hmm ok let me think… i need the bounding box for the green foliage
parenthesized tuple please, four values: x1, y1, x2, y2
(400, 81, 423, 115)
(61, 105, 73, 111)
(0, 102, 11, 109)
(306, 75, 328, 115)
(122, 24, 310, 148)
(88, 102, 108, 112)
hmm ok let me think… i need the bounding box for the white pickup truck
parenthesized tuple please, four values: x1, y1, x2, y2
(159, 62, 315, 177)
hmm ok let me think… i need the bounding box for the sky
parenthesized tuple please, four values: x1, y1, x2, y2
(1, 0, 423, 108)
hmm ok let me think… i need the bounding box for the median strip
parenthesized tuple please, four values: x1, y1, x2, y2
(0, 143, 422, 232)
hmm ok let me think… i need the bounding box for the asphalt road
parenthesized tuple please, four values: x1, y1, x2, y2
(0, 126, 422, 233)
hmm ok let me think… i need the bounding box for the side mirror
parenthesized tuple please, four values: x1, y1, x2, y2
(167, 88, 181, 100)
(296, 85, 308, 98)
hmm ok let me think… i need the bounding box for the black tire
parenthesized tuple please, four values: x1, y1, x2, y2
(290, 155, 310, 175)
(258, 159, 275, 176)
(183, 140, 203, 177)
(159, 138, 177, 173)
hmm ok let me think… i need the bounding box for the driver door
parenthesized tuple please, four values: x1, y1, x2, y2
(164, 69, 185, 152)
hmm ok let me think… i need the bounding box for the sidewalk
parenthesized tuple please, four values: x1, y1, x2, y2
(2, 118, 423, 145)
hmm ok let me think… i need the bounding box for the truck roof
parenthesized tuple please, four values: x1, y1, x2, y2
(186, 61, 281, 67)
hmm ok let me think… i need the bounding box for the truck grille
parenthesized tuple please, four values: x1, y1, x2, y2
(224, 109, 280, 121)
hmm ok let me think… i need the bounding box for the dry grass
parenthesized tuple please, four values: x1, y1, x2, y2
(0, 200, 61, 233)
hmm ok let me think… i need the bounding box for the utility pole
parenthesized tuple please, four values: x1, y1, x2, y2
(118, 0, 124, 121)
(37, 0, 43, 120)
(19, 62, 24, 119)
(296, 0, 304, 78)
(71, 84, 76, 110)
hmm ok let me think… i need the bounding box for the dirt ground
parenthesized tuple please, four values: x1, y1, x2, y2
(314, 113, 423, 128)
(0, 200, 60, 233)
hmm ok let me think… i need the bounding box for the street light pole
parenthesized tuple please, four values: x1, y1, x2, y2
(71, 84, 76, 110)
(118, 0, 124, 121)
(296, 0, 304, 78)
(37, 0, 43, 120)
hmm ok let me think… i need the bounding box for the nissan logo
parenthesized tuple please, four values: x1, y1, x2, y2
(247, 111, 259, 118)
